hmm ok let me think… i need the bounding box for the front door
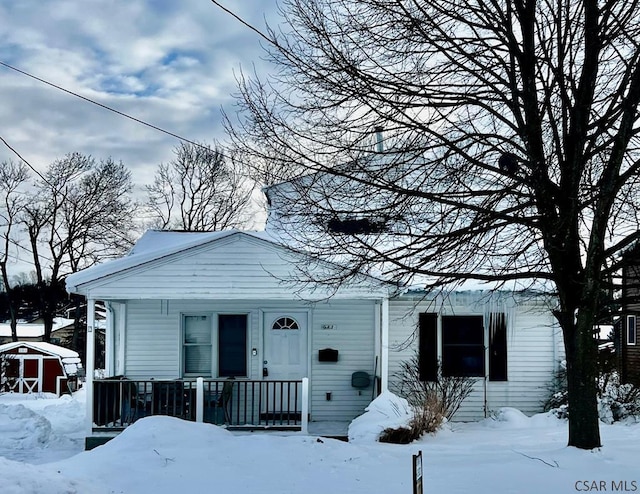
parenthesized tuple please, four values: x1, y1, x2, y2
(263, 312, 308, 417)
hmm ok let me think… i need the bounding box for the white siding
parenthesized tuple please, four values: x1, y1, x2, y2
(310, 300, 377, 421)
(120, 298, 378, 422)
(388, 293, 564, 421)
(78, 235, 388, 301)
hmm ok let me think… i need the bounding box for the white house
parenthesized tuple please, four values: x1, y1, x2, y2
(65, 229, 399, 445)
(66, 225, 563, 448)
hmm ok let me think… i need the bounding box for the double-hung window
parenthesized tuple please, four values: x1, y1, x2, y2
(182, 313, 248, 377)
(183, 315, 212, 376)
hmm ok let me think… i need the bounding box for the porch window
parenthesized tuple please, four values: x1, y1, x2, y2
(628, 315, 637, 346)
(183, 315, 212, 376)
(218, 314, 248, 377)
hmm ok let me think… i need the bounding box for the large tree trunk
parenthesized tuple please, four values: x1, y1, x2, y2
(558, 309, 601, 449)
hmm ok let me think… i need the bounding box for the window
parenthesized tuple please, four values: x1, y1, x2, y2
(628, 315, 637, 346)
(272, 317, 299, 330)
(183, 315, 212, 376)
(418, 313, 508, 381)
(218, 314, 248, 377)
(182, 313, 248, 377)
(327, 217, 389, 234)
(442, 315, 485, 377)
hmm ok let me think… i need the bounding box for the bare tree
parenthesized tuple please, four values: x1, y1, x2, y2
(0, 160, 30, 341)
(227, 0, 640, 449)
(144, 142, 255, 231)
(21, 152, 138, 342)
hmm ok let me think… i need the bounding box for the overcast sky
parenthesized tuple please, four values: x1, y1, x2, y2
(0, 1, 281, 191)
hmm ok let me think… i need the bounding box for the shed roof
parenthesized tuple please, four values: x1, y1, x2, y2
(0, 341, 80, 361)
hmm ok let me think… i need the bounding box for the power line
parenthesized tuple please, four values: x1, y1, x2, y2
(0, 60, 209, 150)
(0, 135, 49, 185)
(209, 1, 276, 47)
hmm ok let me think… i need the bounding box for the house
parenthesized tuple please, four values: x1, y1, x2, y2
(66, 222, 564, 448)
(619, 247, 640, 385)
(0, 317, 77, 345)
(388, 289, 563, 421)
(65, 229, 397, 446)
(0, 341, 81, 395)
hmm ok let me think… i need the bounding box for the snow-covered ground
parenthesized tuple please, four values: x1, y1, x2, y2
(0, 390, 638, 494)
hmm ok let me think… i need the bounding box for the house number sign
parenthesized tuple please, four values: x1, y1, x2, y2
(321, 324, 336, 330)
(413, 451, 423, 494)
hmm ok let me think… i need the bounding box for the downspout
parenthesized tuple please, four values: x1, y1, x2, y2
(105, 302, 114, 377)
(381, 297, 389, 392)
(85, 298, 96, 437)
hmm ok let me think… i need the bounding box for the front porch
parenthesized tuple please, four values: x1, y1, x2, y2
(91, 377, 310, 433)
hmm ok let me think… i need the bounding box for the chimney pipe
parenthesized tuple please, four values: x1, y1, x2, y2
(374, 126, 384, 153)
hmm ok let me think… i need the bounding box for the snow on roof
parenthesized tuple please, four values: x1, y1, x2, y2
(66, 229, 280, 291)
(0, 341, 80, 360)
(0, 317, 76, 339)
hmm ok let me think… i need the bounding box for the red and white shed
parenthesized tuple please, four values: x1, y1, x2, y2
(0, 341, 82, 395)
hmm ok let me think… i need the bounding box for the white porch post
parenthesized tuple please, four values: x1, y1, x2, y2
(196, 377, 204, 423)
(301, 377, 309, 434)
(117, 304, 126, 376)
(86, 298, 96, 435)
(380, 298, 389, 392)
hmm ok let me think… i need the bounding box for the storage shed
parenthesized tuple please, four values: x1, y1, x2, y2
(0, 341, 82, 395)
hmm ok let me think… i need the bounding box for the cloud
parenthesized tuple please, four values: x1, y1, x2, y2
(0, 0, 278, 191)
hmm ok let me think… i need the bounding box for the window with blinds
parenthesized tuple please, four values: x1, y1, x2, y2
(183, 315, 212, 376)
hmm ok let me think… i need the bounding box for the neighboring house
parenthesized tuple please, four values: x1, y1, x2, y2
(0, 318, 77, 345)
(619, 247, 640, 385)
(0, 341, 81, 395)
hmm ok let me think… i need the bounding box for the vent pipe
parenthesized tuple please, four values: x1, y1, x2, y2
(374, 126, 384, 153)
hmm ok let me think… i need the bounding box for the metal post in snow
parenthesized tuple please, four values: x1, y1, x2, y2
(413, 450, 423, 494)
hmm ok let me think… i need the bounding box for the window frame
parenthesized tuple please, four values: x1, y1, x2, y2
(181, 312, 250, 378)
(418, 312, 508, 382)
(182, 314, 213, 378)
(441, 315, 485, 378)
(628, 315, 637, 346)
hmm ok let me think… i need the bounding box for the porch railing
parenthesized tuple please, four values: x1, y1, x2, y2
(92, 377, 309, 433)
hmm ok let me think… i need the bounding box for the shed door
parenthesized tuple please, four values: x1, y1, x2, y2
(3, 356, 41, 393)
(22, 357, 40, 393)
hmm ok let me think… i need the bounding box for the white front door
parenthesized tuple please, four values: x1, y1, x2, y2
(263, 312, 308, 417)
(263, 312, 308, 380)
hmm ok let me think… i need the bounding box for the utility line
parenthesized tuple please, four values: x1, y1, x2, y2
(1, 4, 278, 150)
(209, 1, 276, 47)
(0, 60, 208, 150)
(0, 135, 49, 185)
